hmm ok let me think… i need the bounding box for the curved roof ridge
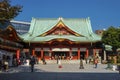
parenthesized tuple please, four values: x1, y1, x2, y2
(28, 17, 60, 37)
(20, 17, 101, 42)
(61, 17, 90, 20)
(32, 17, 59, 20)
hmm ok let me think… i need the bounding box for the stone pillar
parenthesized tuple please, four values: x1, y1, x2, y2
(113, 56, 117, 64)
(104, 50, 106, 61)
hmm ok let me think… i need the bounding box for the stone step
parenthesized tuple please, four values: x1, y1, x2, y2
(40, 60, 87, 64)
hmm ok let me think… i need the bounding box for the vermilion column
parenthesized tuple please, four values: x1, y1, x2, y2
(41, 48, 44, 58)
(32, 49, 35, 56)
(16, 49, 20, 60)
(86, 49, 89, 58)
(49, 48, 52, 59)
(69, 48, 72, 60)
(93, 49, 96, 57)
(78, 48, 80, 59)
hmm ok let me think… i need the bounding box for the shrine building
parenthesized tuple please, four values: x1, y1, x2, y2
(19, 17, 102, 61)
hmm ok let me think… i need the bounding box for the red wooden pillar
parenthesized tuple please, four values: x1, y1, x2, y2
(78, 48, 80, 59)
(41, 48, 44, 58)
(93, 49, 96, 57)
(49, 48, 52, 59)
(32, 49, 35, 56)
(16, 49, 20, 60)
(86, 49, 89, 58)
(69, 48, 72, 60)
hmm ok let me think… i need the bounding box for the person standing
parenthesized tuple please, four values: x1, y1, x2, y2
(79, 59, 84, 69)
(0, 59, 2, 72)
(58, 59, 62, 68)
(29, 56, 36, 72)
(85, 57, 88, 64)
(42, 57, 46, 65)
(3, 55, 9, 72)
(94, 57, 98, 68)
(3, 59, 9, 72)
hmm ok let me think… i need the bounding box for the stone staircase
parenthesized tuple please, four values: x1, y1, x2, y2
(39, 60, 86, 64)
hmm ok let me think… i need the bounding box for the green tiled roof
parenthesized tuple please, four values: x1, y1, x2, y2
(19, 17, 101, 43)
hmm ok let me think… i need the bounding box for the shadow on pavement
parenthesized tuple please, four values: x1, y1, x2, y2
(0, 72, 120, 80)
(0, 64, 120, 80)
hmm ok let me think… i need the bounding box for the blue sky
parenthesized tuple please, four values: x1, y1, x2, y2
(11, 0, 120, 31)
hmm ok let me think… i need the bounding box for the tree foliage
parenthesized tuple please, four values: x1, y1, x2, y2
(0, 0, 22, 21)
(102, 26, 120, 53)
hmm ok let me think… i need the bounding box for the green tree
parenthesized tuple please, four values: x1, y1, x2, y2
(102, 26, 120, 54)
(0, 0, 22, 22)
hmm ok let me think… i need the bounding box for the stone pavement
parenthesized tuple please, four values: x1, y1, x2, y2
(0, 63, 120, 80)
(1, 63, 119, 73)
(35, 63, 118, 73)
